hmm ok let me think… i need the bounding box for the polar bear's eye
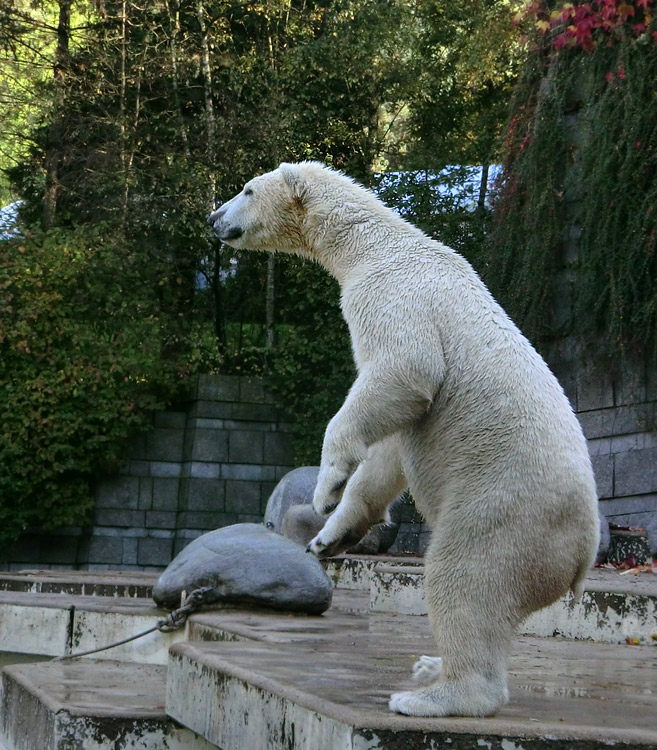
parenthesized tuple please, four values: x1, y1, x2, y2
(244, 187, 253, 196)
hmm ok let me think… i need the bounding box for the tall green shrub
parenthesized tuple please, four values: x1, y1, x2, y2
(0, 224, 193, 550)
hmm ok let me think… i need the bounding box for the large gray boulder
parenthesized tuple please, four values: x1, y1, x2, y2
(152, 523, 333, 614)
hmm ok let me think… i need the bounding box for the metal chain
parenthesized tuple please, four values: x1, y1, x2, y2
(52, 586, 214, 661)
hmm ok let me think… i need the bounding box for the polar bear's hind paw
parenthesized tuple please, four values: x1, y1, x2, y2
(412, 655, 443, 683)
(389, 674, 508, 717)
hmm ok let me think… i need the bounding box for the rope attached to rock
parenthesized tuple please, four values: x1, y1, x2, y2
(52, 586, 214, 661)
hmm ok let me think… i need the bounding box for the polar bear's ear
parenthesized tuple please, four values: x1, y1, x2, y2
(279, 162, 307, 206)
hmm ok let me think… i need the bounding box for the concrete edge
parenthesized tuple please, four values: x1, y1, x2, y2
(1, 664, 64, 715)
(0, 590, 165, 616)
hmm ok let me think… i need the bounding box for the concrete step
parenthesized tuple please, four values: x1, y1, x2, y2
(0, 569, 157, 598)
(366, 561, 657, 645)
(2, 567, 657, 749)
(0, 589, 185, 664)
(167, 595, 657, 749)
(0, 659, 215, 750)
(324, 554, 423, 590)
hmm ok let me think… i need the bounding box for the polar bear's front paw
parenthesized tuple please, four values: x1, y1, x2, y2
(412, 655, 443, 683)
(306, 528, 363, 558)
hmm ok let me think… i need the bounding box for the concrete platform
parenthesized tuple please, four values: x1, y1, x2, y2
(168, 602, 657, 749)
(2, 563, 657, 749)
(324, 554, 423, 590)
(0, 659, 214, 749)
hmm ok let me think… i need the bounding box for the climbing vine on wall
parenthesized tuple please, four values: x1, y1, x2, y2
(484, 0, 657, 363)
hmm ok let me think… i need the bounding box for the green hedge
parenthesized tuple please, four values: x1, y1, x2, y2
(0, 224, 193, 551)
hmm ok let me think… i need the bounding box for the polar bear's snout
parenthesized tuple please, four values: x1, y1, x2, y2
(208, 206, 243, 242)
(207, 205, 225, 227)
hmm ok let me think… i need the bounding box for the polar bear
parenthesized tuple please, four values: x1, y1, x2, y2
(208, 161, 600, 718)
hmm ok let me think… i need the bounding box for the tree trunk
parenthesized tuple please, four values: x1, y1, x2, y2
(477, 163, 489, 215)
(43, 0, 71, 227)
(166, 0, 190, 159)
(197, 0, 216, 207)
(265, 253, 276, 354)
(197, 0, 224, 359)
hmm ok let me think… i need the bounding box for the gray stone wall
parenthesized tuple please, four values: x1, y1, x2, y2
(551, 348, 657, 547)
(5, 362, 654, 571)
(4, 375, 294, 571)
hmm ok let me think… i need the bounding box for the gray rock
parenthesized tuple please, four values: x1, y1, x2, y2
(349, 498, 404, 554)
(281, 504, 324, 547)
(152, 523, 332, 614)
(266, 466, 403, 554)
(264, 466, 320, 533)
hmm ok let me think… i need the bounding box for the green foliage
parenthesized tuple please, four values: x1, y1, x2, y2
(574, 41, 657, 361)
(385, 0, 525, 170)
(485, 22, 657, 362)
(0, 0, 523, 534)
(266, 258, 355, 466)
(482, 52, 570, 344)
(0, 224, 194, 551)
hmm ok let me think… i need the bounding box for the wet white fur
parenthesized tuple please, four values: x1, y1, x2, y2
(209, 162, 600, 717)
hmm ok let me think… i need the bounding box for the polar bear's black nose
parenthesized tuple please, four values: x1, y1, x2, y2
(221, 226, 243, 241)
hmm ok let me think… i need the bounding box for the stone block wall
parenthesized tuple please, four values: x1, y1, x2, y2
(4, 360, 654, 571)
(4, 375, 294, 571)
(551, 348, 657, 550)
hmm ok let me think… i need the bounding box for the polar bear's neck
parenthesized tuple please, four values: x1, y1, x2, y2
(300, 170, 427, 286)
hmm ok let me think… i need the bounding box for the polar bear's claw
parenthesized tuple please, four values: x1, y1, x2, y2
(312, 465, 350, 516)
(307, 529, 362, 558)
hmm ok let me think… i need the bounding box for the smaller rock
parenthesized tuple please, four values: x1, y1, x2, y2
(152, 523, 332, 614)
(282, 504, 324, 547)
(264, 466, 320, 533)
(349, 498, 404, 554)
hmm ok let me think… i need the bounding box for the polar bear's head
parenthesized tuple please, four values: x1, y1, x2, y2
(208, 162, 318, 254)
